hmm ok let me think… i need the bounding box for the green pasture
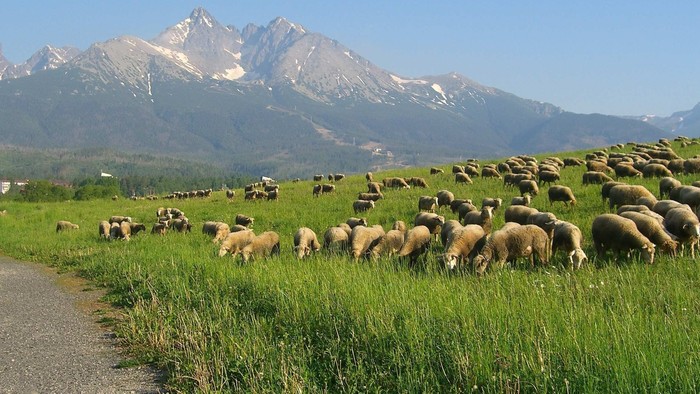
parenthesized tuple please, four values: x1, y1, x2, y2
(1, 141, 700, 392)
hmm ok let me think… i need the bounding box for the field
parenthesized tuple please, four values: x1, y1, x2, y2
(1, 142, 700, 392)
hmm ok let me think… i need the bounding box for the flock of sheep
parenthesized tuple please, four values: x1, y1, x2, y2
(53, 136, 700, 274)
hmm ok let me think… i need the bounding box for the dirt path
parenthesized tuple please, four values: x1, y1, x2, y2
(0, 256, 165, 393)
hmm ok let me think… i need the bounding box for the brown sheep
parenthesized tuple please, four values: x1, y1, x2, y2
(430, 167, 445, 175)
(367, 182, 383, 194)
(643, 163, 673, 178)
(366, 172, 374, 182)
(449, 198, 473, 213)
(350, 225, 385, 260)
(538, 170, 560, 186)
(241, 231, 281, 263)
(601, 181, 626, 202)
(457, 202, 479, 222)
(414, 212, 445, 240)
(373, 229, 406, 258)
(358, 192, 383, 202)
(440, 220, 463, 246)
(518, 180, 539, 197)
(56, 220, 79, 232)
(473, 225, 550, 275)
(353, 199, 375, 213)
(98, 221, 111, 239)
(659, 177, 682, 198)
(405, 177, 429, 188)
(418, 196, 439, 212)
(510, 195, 531, 206)
(481, 167, 502, 179)
(463, 206, 494, 234)
(663, 207, 700, 258)
(548, 185, 576, 206)
(346, 217, 368, 229)
(202, 221, 231, 244)
(235, 214, 254, 227)
(591, 214, 655, 264)
(218, 230, 255, 257)
(455, 172, 473, 184)
(614, 163, 643, 178)
(436, 190, 455, 210)
(398, 225, 433, 267)
(583, 171, 614, 185)
(619, 211, 678, 256)
(608, 184, 656, 210)
(442, 224, 487, 270)
(383, 177, 410, 189)
(652, 200, 689, 217)
(324, 227, 350, 251)
(504, 205, 539, 225)
(551, 221, 587, 269)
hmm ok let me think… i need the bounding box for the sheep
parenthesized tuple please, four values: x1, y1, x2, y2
(583, 171, 614, 185)
(245, 190, 259, 201)
(218, 230, 255, 257)
(587, 160, 613, 173)
(463, 165, 479, 177)
(504, 205, 539, 225)
(440, 220, 463, 246)
(526, 211, 557, 256)
(436, 190, 455, 210)
(636, 196, 657, 210)
(418, 196, 439, 212)
(538, 171, 560, 186)
(226, 190, 235, 199)
(450, 198, 473, 213)
(463, 206, 494, 234)
(548, 185, 576, 206)
(405, 177, 429, 188)
(414, 212, 445, 240)
(455, 172, 473, 184)
(358, 192, 383, 202)
(643, 163, 673, 178)
(497, 162, 511, 173)
(668, 159, 685, 174)
(241, 231, 281, 263)
(367, 182, 383, 194)
(56, 220, 79, 232)
(235, 214, 254, 227)
(353, 199, 375, 213)
(365, 172, 374, 182)
(452, 165, 466, 174)
(614, 163, 643, 178)
(663, 207, 700, 258)
(659, 177, 682, 198)
(457, 202, 479, 222)
(118, 221, 133, 241)
(313, 174, 324, 181)
(171, 218, 192, 233)
(313, 184, 323, 197)
(563, 157, 585, 167)
(350, 225, 385, 260)
(267, 190, 279, 201)
(321, 184, 336, 194)
(109, 222, 122, 240)
(373, 229, 405, 258)
(264, 184, 279, 192)
(398, 225, 433, 267)
(481, 198, 503, 211)
(108, 215, 132, 225)
(591, 214, 655, 264)
(392, 220, 407, 232)
(616, 205, 650, 215)
(293, 227, 321, 259)
(608, 184, 656, 210)
(504, 173, 533, 188)
(473, 224, 550, 275)
(442, 224, 487, 270)
(383, 177, 411, 189)
(430, 167, 445, 175)
(684, 158, 700, 174)
(601, 181, 626, 203)
(518, 180, 539, 197)
(324, 226, 350, 251)
(653, 200, 689, 217)
(151, 222, 167, 235)
(619, 211, 678, 256)
(98, 221, 111, 239)
(202, 221, 231, 244)
(677, 186, 700, 210)
(346, 217, 368, 229)
(481, 167, 502, 179)
(551, 221, 587, 269)
(230, 224, 250, 233)
(510, 195, 531, 206)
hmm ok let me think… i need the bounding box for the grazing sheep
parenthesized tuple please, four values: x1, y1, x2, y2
(601, 181, 626, 203)
(392, 220, 407, 233)
(457, 202, 479, 222)
(267, 190, 279, 201)
(538, 170, 560, 186)
(430, 167, 445, 175)
(510, 195, 531, 206)
(643, 163, 673, 178)
(526, 211, 558, 256)
(608, 184, 656, 210)
(346, 217, 368, 229)
(108, 215, 132, 225)
(663, 207, 700, 258)
(235, 214, 254, 227)
(98, 221, 111, 239)
(473, 225, 550, 275)
(383, 177, 411, 189)
(668, 159, 685, 174)
(548, 185, 576, 206)
(591, 214, 655, 264)
(264, 184, 279, 192)
(230, 224, 250, 233)
(442, 224, 487, 270)
(551, 221, 587, 269)
(109, 222, 122, 240)
(636, 196, 657, 210)
(518, 180, 539, 197)
(321, 184, 336, 194)
(481, 197, 503, 211)
(293, 227, 321, 259)
(659, 177, 682, 198)
(587, 160, 613, 173)
(418, 196, 439, 212)
(313, 184, 323, 197)
(463, 165, 479, 177)
(614, 163, 643, 178)
(616, 205, 650, 215)
(653, 200, 689, 217)
(171, 218, 191, 233)
(324, 227, 350, 251)
(202, 221, 231, 244)
(449, 198, 473, 213)
(463, 206, 494, 234)
(414, 212, 446, 239)
(455, 172, 473, 184)
(353, 199, 375, 213)
(241, 231, 281, 263)
(583, 171, 614, 185)
(358, 192, 383, 202)
(350, 225, 385, 260)
(684, 158, 700, 174)
(365, 172, 374, 182)
(118, 221, 133, 241)
(481, 167, 502, 179)
(436, 190, 455, 210)
(504, 205, 539, 225)
(56, 220, 79, 232)
(151, 222, 167, 235)
(677, 186, 700, 210)
(440, 220, 464, 246)
(398, 225, 433, 267)
(373, 229, 406, 258)
(245, 190, 259, 201)
(619, 211, 678, 256)
(367, 182, 383, 194)
(314, 174, 324, 181)
(218, 230, 255, 257)
(563, 157, 585, 167)
(226, 190, 235, 199)
(504, 173, 533, 187)
(452, 165, 466, 174)
(405, 177, 429, 188)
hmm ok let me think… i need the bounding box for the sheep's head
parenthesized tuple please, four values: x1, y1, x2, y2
(640, 243, 655, 264)
(570, 248, 588, 269)
(442, 254, 459, 271)
(473, 255, 489, 275)
(661, 240, 679, 257)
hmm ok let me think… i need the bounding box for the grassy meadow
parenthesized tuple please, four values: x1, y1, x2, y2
(1, 141, 700, 392)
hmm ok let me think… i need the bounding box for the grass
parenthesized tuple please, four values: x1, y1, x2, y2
(1, 141, 700, 392)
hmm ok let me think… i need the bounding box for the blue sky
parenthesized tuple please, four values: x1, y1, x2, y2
(1, 1, 697, 116)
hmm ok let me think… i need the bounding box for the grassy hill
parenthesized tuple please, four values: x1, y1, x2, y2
(1, 140, 699, 391)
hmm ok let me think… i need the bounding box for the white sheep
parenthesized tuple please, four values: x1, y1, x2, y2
(218, 230, 255, 257)
(324, 227, 350, 251)
(418, 196, 439, 212)
(398, 225, 432, 267)
(663, 207, 700, 258)
(442, 224, 487, 270)
(98, 221, 110, 239)
(350, 225, 385, 260)
(241, 231, 281, 263)
(551, 221, 587, 269)
(293, 227, 321, 259)
(202, 221, 231, 244)
(353, 199, 375, 213)
(473, 224, 550, 275)
(56, 220, 79, 233)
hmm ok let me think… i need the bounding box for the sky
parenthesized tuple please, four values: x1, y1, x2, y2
(0, 1, 697, 116)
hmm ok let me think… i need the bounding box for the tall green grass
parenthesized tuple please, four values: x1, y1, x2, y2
(1, 141, 700, 392)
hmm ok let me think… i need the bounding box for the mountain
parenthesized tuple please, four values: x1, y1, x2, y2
(0, 7, 673, 179)
(0, 45, 80, 80)
(634, 102, 700, 137)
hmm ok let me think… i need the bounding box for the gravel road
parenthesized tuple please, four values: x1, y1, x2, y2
(0, 256, 165, 393)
